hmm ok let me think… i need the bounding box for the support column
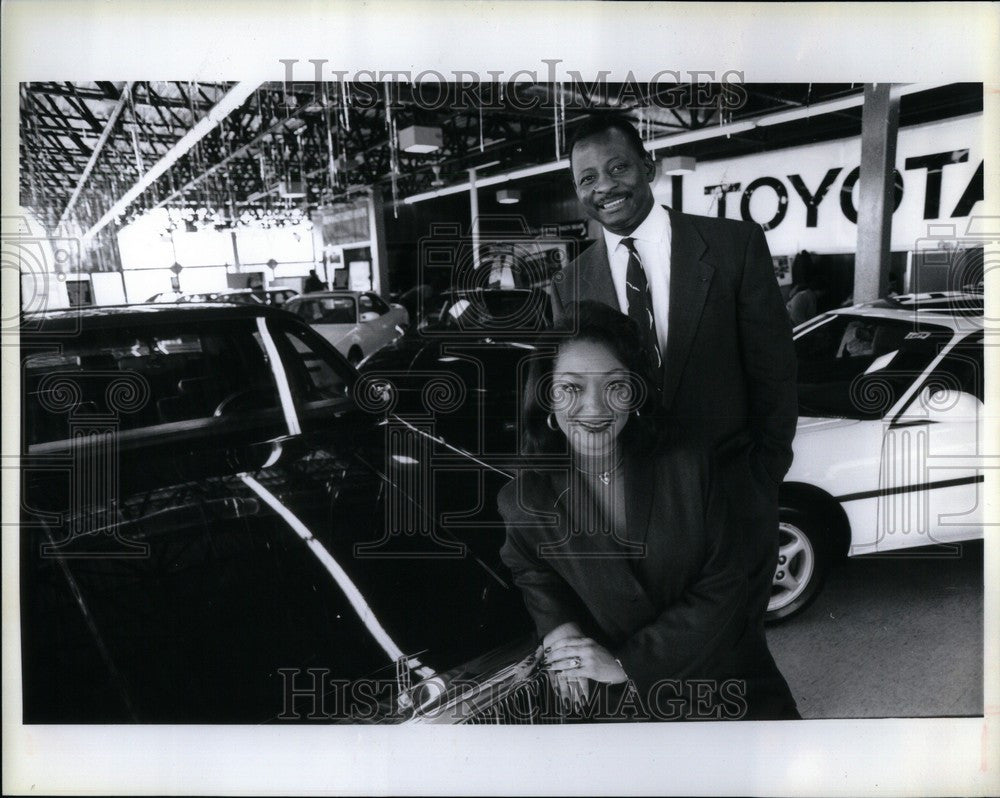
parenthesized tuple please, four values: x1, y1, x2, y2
(367, 189, 389, 295)
(854, 83, 900, 303)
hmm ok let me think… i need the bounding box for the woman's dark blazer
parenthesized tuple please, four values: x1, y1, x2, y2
(498, 443, 796, 718)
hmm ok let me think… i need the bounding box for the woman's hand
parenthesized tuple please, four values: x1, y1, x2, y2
(541, 623, 589, 712)
(543, 636, 628, 685)
(543, 621, 583, 649)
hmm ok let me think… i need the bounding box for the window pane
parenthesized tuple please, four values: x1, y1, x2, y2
(368, 295, 390, 314)
(318, 297, 356, 324)
(274, 326, 352, 413)
(25, 321, 281, 446)
(794, 315, 952, 419)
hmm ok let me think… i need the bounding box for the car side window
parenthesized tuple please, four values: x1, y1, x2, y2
(289, 299, 316, 322)
(23, 321, 282, 449)
(269, 321, 353, 415)
(366, 294, 391, 315)
(794, 315, 953, 420)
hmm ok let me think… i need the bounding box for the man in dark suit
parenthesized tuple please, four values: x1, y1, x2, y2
(551, 115, 798, 642)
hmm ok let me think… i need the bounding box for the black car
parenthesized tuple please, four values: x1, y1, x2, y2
(359, 288, 554, 459)
(19, 303, 536, 723)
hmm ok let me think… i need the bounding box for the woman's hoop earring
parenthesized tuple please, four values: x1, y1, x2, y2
(546, 412, 559, 431)
(634, 407, 641, 419)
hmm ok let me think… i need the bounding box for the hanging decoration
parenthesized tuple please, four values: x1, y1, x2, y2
(126, 84, 145, 177)
(322, 80, 339, 190)
(341, 79, 352, 131)
(559, 81, 566, 155)
(384, 80, 400, 218)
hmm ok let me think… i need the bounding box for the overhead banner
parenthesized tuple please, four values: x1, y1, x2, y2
(681, 114, 984, 255)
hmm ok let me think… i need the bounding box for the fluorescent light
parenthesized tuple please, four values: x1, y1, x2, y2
(754, 95, 864, 127)
(404, 160, 568, 204)
(643, 120, 757, 152)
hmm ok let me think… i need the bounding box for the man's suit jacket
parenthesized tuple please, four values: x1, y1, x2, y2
(550, 208, 798, 486)
(498, 444, 795, 718)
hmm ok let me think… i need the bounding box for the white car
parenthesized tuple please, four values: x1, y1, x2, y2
(769, 291, 985, 621)
(285, 290, 409, 365)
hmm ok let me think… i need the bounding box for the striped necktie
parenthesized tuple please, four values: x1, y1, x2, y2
(621, 237, 662, 370)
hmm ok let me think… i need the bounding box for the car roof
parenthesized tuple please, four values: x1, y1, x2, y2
(821, 292, 983, 330)
(291, 290, 368, 299)
(23, 302, 292, 334)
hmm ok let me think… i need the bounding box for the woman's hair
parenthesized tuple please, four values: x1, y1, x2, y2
(521, 300, 661, 455)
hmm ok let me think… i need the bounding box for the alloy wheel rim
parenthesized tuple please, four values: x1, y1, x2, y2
(769, 521, 816, 612)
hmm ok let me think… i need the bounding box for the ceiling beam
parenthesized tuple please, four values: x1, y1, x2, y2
(82, 81, 260, 242)
(58, 82, 133, 228)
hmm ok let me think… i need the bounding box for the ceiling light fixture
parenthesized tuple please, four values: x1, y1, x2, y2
(399, 125, 443, 154)
(659, 155, 696, 175)
(496, 188, 521, 204)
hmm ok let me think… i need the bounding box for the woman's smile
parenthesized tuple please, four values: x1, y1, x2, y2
(572, 418, 614, 432)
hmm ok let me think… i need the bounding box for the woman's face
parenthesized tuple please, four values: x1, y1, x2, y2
(550, 339, 633, 459)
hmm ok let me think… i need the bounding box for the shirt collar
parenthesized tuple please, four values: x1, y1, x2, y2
(602, 203, 670, 255)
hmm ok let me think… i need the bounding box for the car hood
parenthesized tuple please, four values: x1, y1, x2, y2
(21, 413, 529, 723)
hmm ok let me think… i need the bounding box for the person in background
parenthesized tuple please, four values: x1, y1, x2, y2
(304, 269, 324, 293)
(499, 301, 799, 720)
(786, 250, 819, 326)
(247, 274, 265, 299)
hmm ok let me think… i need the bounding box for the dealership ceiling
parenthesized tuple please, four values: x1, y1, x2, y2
(18, 81, 982, 237)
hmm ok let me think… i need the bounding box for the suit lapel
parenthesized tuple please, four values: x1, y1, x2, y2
(663, 209, 714, 409)
(577, 241, 618, 306)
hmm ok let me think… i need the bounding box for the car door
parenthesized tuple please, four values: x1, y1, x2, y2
(878, 330, 984, 550)
(289, 295, 359, 356)
(359, 293, 393, 352)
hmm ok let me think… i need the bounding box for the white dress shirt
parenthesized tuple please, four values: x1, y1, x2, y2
(602, 204, 671, 357)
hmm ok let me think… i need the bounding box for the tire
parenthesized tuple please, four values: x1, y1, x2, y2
(347, 347, 363, 366)
(765, 506, 829, 623)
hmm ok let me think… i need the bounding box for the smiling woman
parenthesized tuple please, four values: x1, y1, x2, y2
(500, 301, 800, 721)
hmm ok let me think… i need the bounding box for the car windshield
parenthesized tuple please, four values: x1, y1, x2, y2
(794, 314, 954, 419)
(422, 291, 551, 333)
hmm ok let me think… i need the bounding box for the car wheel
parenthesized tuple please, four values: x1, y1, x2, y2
(347, 346, 363, 366)
(766, 507, 829, 623)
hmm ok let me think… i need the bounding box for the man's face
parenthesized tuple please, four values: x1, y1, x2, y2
(570, 128, 656, 236)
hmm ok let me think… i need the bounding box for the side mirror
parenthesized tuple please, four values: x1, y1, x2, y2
(360, 310, 380, 323)
(919, 387, 982, 422)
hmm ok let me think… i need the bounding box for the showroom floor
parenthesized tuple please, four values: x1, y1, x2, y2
(767, 541, 984, 718)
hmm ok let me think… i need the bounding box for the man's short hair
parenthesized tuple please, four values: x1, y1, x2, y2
(567, 114, 649, 165)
